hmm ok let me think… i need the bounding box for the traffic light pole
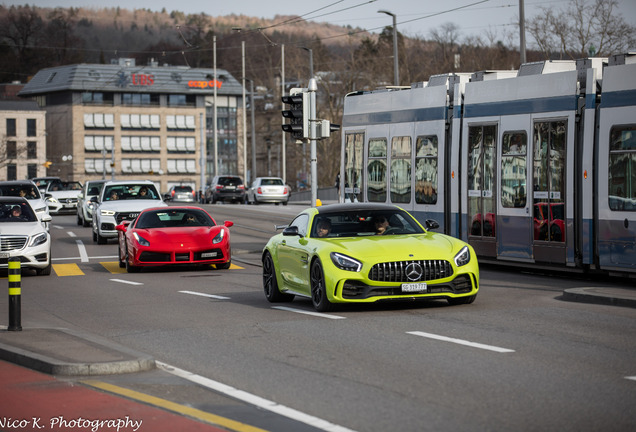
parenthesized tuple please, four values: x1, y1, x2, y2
(308, 78, 318, 208)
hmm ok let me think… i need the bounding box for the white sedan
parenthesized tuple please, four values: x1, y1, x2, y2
(0, 197, 52, 276)
(246, 177, 290, 205)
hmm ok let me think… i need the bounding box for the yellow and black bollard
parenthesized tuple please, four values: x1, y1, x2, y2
(8, 257, 22, 331)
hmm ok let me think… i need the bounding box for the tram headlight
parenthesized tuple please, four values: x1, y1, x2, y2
(454, 246, 471, 267)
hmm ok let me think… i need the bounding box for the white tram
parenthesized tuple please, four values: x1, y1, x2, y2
(340, 53, 636, 275)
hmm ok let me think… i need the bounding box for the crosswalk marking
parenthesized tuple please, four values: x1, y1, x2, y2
(52, 263, 85, 276)
(44, 261, 244, 276)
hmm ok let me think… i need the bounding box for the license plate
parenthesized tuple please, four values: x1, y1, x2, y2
(201, 252, 218, 258)
(401, 282, 428, 293)
(0, 252, 10, 259)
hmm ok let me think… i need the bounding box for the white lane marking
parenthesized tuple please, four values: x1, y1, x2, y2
(179, 290, 230, 300)
(110, 279, 143, 286)
(407, 331, 515, 353)
(626, 376, 636, 382)
(75, 240, 89, 262)
(272, 306, 346, 320)
(67, 231, 77, 238)
(156, 362, 357, 432)
(52, 255, 118, 262)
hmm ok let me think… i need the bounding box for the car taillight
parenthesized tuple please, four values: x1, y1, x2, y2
(192, 190, 196, 197)
(257, 187, 262, 194)
(238, 185, 245, 190)
(283, 187, 289, 195)
(216, 185, 223, 190)
(171, 190, 175, 196)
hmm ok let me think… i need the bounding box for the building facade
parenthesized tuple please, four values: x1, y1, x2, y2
(18, 58, 244, 193)
(0, 100, 47, 181)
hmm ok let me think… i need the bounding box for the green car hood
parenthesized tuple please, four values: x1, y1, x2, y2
(326, 233, 458, 261)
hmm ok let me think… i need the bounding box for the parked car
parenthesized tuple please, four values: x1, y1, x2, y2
(116, 206, 233, 272)
(76, 180, 108, 227)
(262, 203, 479, 312)
(44, 180, 83, 215)
(31, 176, 60, 193)
(246, 177, 289, 205)
(0, 197, 52, 275)
(92, 180, 166, 244)
(0, 180, 51, 229)
(164, 185, 197, 203)
(206, 175, 245, 204)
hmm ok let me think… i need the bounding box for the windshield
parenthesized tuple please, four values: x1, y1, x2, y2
(261, 178, 284, 186)
(103, 184, 161, 201)
(219, 177, 242, 186)
(48, 181, 82, 192)
(310, 209, 425, 238)
(135, 208, 214, 229)
(0, 184, 41, 200)
(0, 202, 37, 222)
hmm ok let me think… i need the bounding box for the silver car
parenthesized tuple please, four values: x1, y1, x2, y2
(77, 180, 108, 227)
(0, 180, 51, 230)
(246, 177, 290, 205)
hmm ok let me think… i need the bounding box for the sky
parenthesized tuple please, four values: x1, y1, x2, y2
(4, 0, 636, 44)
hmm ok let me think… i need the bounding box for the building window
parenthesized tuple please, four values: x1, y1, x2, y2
(27, 141, 37, 159)
(121, 136, 161, 152)
(84, 113, 115, 129)
(122, 93, 159, 105)
(82, 92, 113, 105)
(166, 115, 196, 130)
(7, 164, 16, 181)
(27, 163, 37, 178)
(167, 136, 196, 153)
(27, 119, 36, 136)
(6, 141, 17, 159)
(167, 159, 197, 174)
(120, 114, 160, 130)
(84, 135, 114, 152)
(121, 158, 161, 174)
(168, 94, 195, 106)
(6, 118, 16, 136)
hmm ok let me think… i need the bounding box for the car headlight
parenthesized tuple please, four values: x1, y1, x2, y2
(46, 197, 59, 204)
(330, 252, 362, 272)
(454, 246, 471, 267)
(101, 209, 116, 216)
(212, 229, 225, 244)
(133, 232, 150, 246)
(34, 206, 47, 214)
(29, 232, 48, 247)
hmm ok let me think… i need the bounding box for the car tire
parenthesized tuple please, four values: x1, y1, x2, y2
(82, 211, 91, 227)
(447, 295, 476, 306)
(216, 261, 231, 270)
(97, 231, 107, 245)
(92, 227, 97, 242)
(125, 250, 140, 273)
(310, 259, 334, 312)
(263, 252, 294, 303)
(118, 244, 126, 268)
(77, 212, 82, 225)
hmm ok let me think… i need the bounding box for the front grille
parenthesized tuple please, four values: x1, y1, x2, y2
(342, 274, 474, 300)
(369, 260, 453, 282)
(139, 251, 171, 262)
(116, 212, 140, 224)
(0, 236, 28, 252)
(60, 198, 78, 204)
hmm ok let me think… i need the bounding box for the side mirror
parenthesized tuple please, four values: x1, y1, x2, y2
(425, 219, 440, 230)
(224, 220, 234, 228)
(90, 196, 98, 203)
(41, 214, 52, 223)
(282, 226, 300, 236)
(115, 221, 130, 232)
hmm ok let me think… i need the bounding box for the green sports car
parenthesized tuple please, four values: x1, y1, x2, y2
(262, 203, 479, 312)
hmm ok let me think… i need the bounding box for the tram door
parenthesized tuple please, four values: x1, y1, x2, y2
(467, 125, 497, 257)
(532, 120, 566, 263)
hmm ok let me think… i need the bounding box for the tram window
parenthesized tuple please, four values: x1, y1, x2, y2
(367, 138, 387, 202)
(415, 135, 438, 205)
(501, 131, 527, 208)
(344, 132, 364, 202)
(390, 136, 412, 204)
(609, 125, 636, 211)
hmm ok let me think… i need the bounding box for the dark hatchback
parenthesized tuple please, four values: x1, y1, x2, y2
(206, 175, 245, 204)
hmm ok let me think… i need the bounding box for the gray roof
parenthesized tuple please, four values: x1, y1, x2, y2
(0, 99, 42, 111)
(18, 62, 244, 97)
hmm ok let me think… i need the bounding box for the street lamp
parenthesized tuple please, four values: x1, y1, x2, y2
(378, 9, 399, 86)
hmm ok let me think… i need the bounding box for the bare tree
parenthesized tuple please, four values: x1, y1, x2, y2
(526, 0, 635, 59)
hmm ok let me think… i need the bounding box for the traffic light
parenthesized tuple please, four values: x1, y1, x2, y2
(282, 88, 309, 140)
(318, 120, 341, 139)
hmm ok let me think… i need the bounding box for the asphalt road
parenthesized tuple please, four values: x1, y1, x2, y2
(4, 203, 636, 432)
